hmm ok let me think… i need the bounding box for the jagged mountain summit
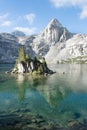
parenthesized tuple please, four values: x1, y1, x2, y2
(0, 18, 87, 63)
(40, 18, 72, 43)
(31, 18, 72, 56)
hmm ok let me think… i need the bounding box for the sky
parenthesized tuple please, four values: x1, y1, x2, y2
(0, 0, 87, 35)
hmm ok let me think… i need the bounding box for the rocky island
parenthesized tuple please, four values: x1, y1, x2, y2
(11, 46, 54, 75)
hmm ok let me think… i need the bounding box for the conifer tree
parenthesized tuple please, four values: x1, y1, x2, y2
(18, 46, 26, 62)
(42, 57, 47, 67)
(25, 54, 31, 62)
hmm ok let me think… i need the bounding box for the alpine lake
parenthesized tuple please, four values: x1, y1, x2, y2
(0, 63, 87, 130)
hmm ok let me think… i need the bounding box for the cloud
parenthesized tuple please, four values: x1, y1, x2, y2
(80, 6, 87, 19)
(0, 13, 12, 27)
(0, 13, 9, 21)
(50, 0, 87, 19)
(1, 21, 12, 26)
(14, 27, 37, 35)
(50, 0, 87, 7)
(0, 13, 37, 34)
(24, 13, 36, 24)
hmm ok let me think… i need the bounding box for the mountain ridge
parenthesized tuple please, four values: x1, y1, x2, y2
(12, 30, 26, 37)
(0, 18, 87, 63)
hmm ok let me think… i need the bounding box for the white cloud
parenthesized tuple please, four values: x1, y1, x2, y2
(0, 13, 9, 21)
(80, 6, 87, 19)
(50, 0, 87, 19)
(0, 13, 12, 27)
(50, 0, 87, 7)
(14, 27, 37, 35)
(1, 21, 12, 26)
(24, 13, 36, 24)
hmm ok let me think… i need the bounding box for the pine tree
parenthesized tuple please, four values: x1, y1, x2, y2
(18, 46, 26, 62)
(25, 54, 31, 62)
(38, 64, 43, 74)
(42, 57, 47, 67)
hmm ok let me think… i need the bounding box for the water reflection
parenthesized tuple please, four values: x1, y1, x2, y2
(13, 64, 87, 107)
(36, 73, 70, 108)
(49, 64, 87, 92)
(16, 74, 27, 101)
(17, 74, 25, 84)
(37, 84, 69, 108)
(15, 73, 70, 108)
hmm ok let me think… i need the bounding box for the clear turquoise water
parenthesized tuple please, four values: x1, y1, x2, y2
(0, 64, 87, 126)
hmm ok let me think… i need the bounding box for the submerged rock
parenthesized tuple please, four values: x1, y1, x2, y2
(0, 112, 87, 130)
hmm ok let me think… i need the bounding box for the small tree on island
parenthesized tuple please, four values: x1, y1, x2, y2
(25, 53, 31, 64)
(18, 46, 26, 62)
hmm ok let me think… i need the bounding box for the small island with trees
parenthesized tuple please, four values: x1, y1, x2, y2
(11, 46, 55, 75)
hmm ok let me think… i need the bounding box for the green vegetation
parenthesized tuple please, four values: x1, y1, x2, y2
(37, 64, 43, 74)
(18, 46, 26, 62)
(25, 54, 31, 62)
(60, 56, 87, 64)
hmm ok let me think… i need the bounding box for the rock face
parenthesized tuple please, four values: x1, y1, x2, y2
(17, 61, 25, 73)
(31, 18, 72, 56)
(0, 33, 35, 63)
(66, 34, 87, 57)
(0, 33, 20, 63)
(45, 34, 87, 63)
(40, 18, 71, 43)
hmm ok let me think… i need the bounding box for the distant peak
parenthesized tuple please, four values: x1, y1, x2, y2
(12, 30, 26, 37)
(50, 18, 59, 22)
(49, 18, 62, 27)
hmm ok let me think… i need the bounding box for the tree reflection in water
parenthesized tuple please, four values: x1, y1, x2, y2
(16, 73, 70, 108)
